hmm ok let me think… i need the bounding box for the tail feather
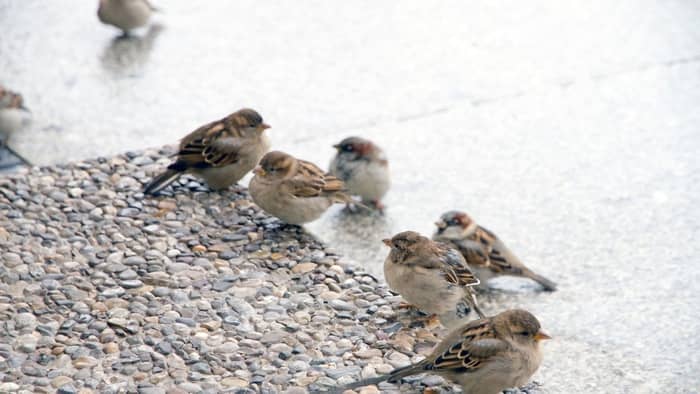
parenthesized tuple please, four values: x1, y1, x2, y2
(143, 169, 181, 195)
(524, 270, 557, 291)
(322, 363, 423, 393)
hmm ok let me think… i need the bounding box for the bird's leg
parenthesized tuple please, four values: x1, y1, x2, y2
(466, 288, 486, 319)
(469, 292, 486, 319)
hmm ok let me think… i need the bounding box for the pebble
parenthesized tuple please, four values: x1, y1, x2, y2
(0, 150, 525, 394)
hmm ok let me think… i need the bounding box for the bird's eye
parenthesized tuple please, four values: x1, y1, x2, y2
(342, 145, 354, 152)
(517, 332, 530, 337)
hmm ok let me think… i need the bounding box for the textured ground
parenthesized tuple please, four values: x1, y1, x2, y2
(0, 149, 538, 394)
(2, 1, 700, 393)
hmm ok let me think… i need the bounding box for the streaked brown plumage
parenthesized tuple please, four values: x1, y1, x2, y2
(433, 210, 557, 291)
(383, 231, 485, 327)
(249, 151, 352, 225)
(143, 108, 270, 195)
(329, 309, 550, 394)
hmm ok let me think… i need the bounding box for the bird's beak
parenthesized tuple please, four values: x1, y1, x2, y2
(253, 166, 266, 177)
(435, 220, 447, 229)
(258, 123, 271, 131)
(534, 330, 551, 341)
(332, 143, 340, 150)
(382, 239, 392, 247)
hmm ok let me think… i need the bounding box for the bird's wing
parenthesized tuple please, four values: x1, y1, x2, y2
(174, 118, 245, 170)
(453, 238, 491, 269)
(471, 226, 525, 275)
(427, 320, 508, 373)
(409, 244, 480, 287)
(281, 160, 345, 198)
(439, 245, 481, 287)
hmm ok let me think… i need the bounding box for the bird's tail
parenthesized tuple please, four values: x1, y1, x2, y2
(143, 168, 181, 195)
(321, 363, 424, 393)
(523, 270, 557, 291)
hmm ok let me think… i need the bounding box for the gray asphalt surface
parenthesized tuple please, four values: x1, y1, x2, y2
(2, 1, 700, 392)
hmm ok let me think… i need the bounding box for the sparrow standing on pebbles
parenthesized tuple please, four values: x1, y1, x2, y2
(143, 108, 270, 195)
(433, 211, 557, 291)
(98, 0, 157, 35)
(331, 309, 550, 394)
(328, 136, 390, 210)
(250, 151, 353, 225)
(0, 85, 30, 145)
(383, 231, 485, 327)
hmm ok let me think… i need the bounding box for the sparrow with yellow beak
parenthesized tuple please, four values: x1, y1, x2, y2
(329, 309, 550, 394)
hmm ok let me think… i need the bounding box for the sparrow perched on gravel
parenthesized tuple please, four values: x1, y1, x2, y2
(330, 309, 550, 394)
(383, 231, 485, 327)
(433, 211, 557, 291)
(249, 151, 353, 225)
(143, 108, 270, 195)
(328, 136, 390, 210)
(98, 0, 157, 35)
(0, 85, 30, 145)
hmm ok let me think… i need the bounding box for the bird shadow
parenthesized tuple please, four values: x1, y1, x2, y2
(100, 23, 164, 77)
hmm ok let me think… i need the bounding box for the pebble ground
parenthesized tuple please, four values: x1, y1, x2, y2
(0, 148, 540, 394)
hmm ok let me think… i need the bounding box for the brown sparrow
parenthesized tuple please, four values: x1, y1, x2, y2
(433, 211, 557, 291)
(250, 151, 353, 225)
(331, 309, 550, 394)
(0, 85, 30, 145)
(328, 136, 390, 210)
(383, 231, 485, 327)
(98, 0, 157, 35)
(143, 108, 270, 195)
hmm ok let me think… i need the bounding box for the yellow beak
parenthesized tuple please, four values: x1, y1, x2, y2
(253, 166, 266, 176)
(534, 330, 551, 341)
(258, 123, 271, 131)
(382, 239, 392, 246)
(435, 220, 447, 229)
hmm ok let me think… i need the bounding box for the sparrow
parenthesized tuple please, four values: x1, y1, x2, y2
(383, 231, 485, 328)
(329, 309, 550, 394)
(0, 85, 30, 145)
(433, 211, 557, 291)
(143, 108, 270, 195)
(249, 151, 353, 225)
(97, 0, 157, 35)
(328, 136, 390, 210)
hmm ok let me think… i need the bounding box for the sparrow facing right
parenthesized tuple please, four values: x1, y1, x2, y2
(98, 0, 156, 35)
(328, 136, 390, 210)
(433, 211, 557, 291)
(383, 231, 485, 328)
(143, 108, 270, 195)
(0, 85, 30, 145)
(330, 309, 550, 394)
(249, 151, 353, 225)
